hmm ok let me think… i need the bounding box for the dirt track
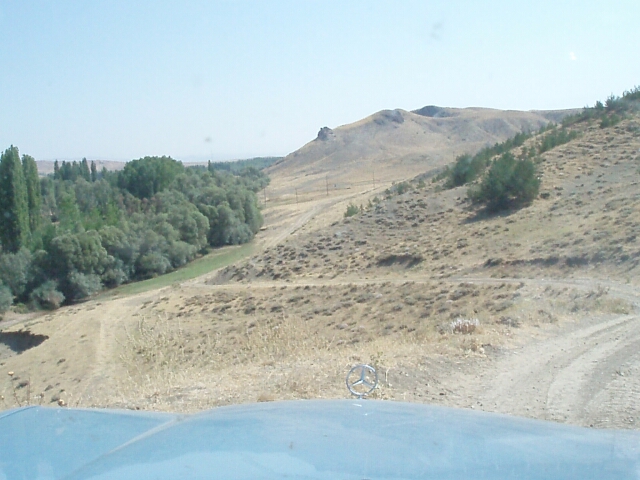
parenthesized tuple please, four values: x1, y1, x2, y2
(471, 310, 640, 428)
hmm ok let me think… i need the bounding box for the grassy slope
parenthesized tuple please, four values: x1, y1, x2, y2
(102, 243, 255, 297)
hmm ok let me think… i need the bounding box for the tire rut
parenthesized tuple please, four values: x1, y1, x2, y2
(478, 314, 640, 428)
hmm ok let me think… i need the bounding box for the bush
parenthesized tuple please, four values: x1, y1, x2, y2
(600, 114, 622, 129)
(344, 203, 360, 218)
(450, 318, 479, 334)
(469, 153, 540, 212)
(63, 271, 103, 301)
(29, 280, 65, 310)
(137, 252, 172, 278)
(446, 154, 488, 188)
(0, 284, 13, 313)
(0, 248, 33, 299)
(165, 240, 197, 268)
(537, 127, 579, 154)
(442, 130, 537, 189)
(100, 256, 128, 287)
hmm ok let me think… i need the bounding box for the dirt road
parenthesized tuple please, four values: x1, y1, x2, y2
(469, 312, 640, 429)
(436, 276, 639, 428)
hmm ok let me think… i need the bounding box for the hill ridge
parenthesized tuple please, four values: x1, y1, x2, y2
(267, 105, 578, 197)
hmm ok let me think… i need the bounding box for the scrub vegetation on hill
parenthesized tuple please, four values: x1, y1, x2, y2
(562, 86, 640, 128)
(0, 152, 268, 311)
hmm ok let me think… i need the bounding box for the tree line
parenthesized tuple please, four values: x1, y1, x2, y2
(0, 149, 268, 313)
(563, 86, 640, 129)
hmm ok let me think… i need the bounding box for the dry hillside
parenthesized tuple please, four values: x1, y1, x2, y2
(1, 109, 639, 432)
(266, 106, 576, 199)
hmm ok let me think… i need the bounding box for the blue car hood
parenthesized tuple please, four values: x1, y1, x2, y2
(0, 400, 639, 479)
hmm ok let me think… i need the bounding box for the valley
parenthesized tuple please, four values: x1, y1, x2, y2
(1, 105, 639, 431)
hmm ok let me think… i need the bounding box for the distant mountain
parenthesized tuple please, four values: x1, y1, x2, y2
(267, 106, 578, 195)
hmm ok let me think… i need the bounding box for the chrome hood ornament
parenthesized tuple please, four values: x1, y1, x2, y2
(346, 364, 378, 399)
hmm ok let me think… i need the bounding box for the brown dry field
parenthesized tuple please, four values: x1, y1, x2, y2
(2, 112, 640, 432)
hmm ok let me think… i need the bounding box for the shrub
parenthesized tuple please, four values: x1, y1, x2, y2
(29, 280, 65, 310)
(0, 284, 13, 313)
(469, 153, 540, 212)
(442, 131, 537, 189)
(137, 252, 172, 278)
(344, 203, 360, 218)
(395, 181, 411, 195)
(446, 154, 488, 188)
(100, 256, 128, 287)
(165, 240, 197, 268)
(450, 318, 479, 334)
(0, 248, 33, 298)
(64, 271, 102, 301)
(600, 114, 622, 129)
(537, 127, 579, 154)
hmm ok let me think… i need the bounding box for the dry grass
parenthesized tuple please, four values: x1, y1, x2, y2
(115, 292, 513, 411)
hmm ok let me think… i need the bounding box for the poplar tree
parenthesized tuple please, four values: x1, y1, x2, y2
(0, 146, 30, 251)
(90, 161, 98, 182)
(80, 158, 91, 181)
(22, 154, 42, 233)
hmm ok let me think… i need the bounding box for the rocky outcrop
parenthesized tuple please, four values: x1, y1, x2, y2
(317, 127, 334, 141)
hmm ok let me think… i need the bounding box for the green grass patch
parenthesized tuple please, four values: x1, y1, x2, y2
(102, 243, 255, 297)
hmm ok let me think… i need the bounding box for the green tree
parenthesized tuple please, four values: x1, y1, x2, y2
(0, 248, 33, 299)
(0, 146, 30, 252)
(118, 156, 184, 199)
(22, 154, 42, 234)
(47, 230, 109, 300)
(446, 154, 488, 188)
(60, 161, 74, 181)
(65, 271, 102, 301)
(469, 153, 540, 212)
(57, 189, 83, 233)
(0, 282, 12, 314)
(80, 158, 91, 181)
(90, 161, 98, 182)
(48, 230, 109, 277)
(29, 280, 64, 309)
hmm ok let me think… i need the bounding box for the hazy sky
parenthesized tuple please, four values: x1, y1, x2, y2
(1, 1, 639, 162)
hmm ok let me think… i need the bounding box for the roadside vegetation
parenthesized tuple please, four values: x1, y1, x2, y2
(0, 150, 268, 312)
